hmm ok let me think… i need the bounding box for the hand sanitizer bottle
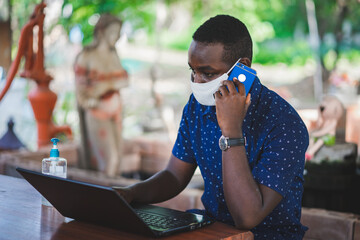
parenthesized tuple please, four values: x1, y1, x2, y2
(41, 138, 67, 206)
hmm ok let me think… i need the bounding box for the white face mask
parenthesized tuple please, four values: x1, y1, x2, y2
(190, 58, 241, 106)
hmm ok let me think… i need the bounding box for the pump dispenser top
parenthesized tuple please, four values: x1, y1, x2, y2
(42, 137, 67, 206)
(50, 138, 60, 158)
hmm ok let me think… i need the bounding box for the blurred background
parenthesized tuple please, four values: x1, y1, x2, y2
(1, 0, 359, 150)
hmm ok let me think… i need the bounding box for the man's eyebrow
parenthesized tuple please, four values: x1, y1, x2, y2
(188, 63, 217, 71)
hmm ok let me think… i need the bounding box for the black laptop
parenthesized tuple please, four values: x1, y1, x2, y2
(16, 167, 214, 237)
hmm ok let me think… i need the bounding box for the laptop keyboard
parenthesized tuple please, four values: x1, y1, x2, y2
(136, 211, 192, 229)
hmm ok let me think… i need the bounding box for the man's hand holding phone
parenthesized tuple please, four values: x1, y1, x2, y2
(214, 78, 251, 138)
(214, 63, 255, 138)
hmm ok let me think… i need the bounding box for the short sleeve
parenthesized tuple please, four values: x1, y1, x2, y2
(172, 102, 196, 164)
(252, 120, 309, 197)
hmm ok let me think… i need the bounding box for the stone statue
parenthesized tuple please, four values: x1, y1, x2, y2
(305, 95, 345, 161)
(74, 14, 128, 177)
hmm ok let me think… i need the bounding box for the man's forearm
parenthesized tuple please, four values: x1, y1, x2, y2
(222, 146, 268, 229)
(129, 170, 183, 204)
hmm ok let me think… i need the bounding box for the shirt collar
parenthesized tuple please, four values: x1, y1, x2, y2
(202, 105, 216, 116)
(190, 94, 216, 117)
(242, 77, 262, 131)
(246, 77, 262, 114)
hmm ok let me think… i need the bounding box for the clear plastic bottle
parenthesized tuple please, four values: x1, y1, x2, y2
(41, 138, 67, 206)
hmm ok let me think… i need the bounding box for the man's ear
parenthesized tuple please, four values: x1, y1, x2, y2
(239, 58, 251, 67)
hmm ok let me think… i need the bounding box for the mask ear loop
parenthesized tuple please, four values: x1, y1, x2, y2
(226, 58, 242, 75)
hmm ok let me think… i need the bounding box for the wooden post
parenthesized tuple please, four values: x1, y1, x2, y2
(0, 0, 11, 72)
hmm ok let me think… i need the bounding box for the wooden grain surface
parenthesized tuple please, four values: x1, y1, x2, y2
(0, 174, 253, 240)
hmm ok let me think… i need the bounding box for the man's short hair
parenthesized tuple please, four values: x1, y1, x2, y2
(192, 15, 253, 65)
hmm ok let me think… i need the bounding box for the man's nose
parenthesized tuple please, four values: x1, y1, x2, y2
(193, 74, 206, 84)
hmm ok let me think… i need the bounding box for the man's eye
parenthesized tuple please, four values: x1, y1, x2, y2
(204, 73, 215, 78)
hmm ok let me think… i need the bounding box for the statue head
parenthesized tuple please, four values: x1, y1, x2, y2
(319, 95, 344, 122)
(93, 14, 122, 48)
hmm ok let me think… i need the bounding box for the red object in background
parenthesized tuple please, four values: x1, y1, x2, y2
(0, 3, 72, 148)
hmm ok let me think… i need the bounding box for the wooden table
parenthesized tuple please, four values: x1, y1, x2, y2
(0, 174, 253, 240)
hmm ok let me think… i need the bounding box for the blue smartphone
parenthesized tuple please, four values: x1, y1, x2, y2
(227, 63, 256, 95)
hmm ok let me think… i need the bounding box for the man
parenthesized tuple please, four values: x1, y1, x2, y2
(115, 15, 309, 239)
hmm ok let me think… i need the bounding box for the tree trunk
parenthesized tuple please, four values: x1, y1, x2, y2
(305, 0, 323, 101)
(333, 0, 349, 68)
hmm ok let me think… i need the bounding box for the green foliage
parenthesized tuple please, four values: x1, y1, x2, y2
(255, 39, 313, 65)
(9, 0, 360, 66)
(59, 0, 156, 45)
(10, 0, 39, 58)
(10, 0, 39, 27)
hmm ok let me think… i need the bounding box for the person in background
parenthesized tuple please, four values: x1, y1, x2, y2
(114, 14, 309, 239)
(74, 14, 128, 177)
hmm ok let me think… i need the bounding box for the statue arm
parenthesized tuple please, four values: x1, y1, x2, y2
(74, 60, 100, 109)
(310, 120, 337, 137)
(75, 87, 99, 109)
(74, 51, 128, 109)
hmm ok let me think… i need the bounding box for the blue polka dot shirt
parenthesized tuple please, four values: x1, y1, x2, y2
(172, 78, 309, 239)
